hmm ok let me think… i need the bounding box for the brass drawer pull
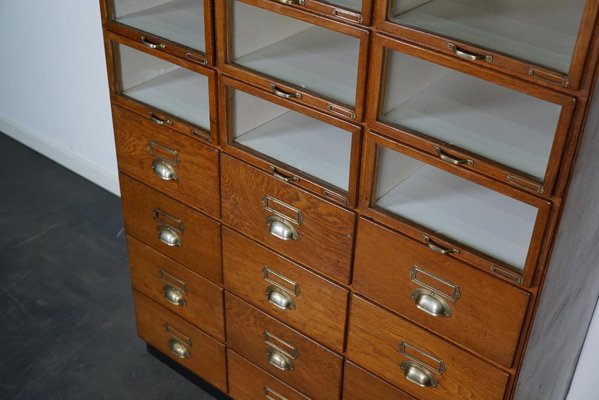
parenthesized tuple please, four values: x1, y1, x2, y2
(266, 287, 295, 310)
(400, 361, 437, 388)
(153, 209, 184, 247)
(267, 216, 299, 241)
(148, 112, 172, 126)
(448, 43, 492, 63)
(270, 83, 302, 100)
(141, 36, 166, 50)
(277, 0, 304, 5)
(267, 348, 294, 371)
(147, 141, 180, 181)
(152, 159, 177, 181)
(270, 165, 298, 183)
(423, 236, 459, 256)
(264, 331, 297, 372)
(434, 146, 473, 166)
(169, 338, 190, 359)
(160, 269, 188, 306)
(158, 226, 182, 247)
(263, 267, 300, 311)
(411, 289, 451, 317)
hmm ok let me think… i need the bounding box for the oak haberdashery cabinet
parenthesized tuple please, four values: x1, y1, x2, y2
(99, 1, 599, 399)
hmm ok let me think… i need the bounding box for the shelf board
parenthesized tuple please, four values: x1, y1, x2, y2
(234, 26, 359, 106)
(236, 110, 351, 191)
(124, 67, 210, 129)
(392, 0, 584, 74)
(376, 163, 538, 270)
(116, 0, 205, 52)
(383, 68, 561, 180)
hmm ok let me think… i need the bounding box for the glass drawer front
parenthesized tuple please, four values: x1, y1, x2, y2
(388, 0, 586, 75)
(374, 145, 539, 271)
(229, 0, 361, 107)
(117, 43, 210, 129)
(330, 0, 363, 12)
(113, 0, 206, 51)
(230, 87, 352, 192)
(381, 49, 563, 182)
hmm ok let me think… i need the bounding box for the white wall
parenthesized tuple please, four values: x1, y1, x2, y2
(0, 0, 118, 195)
(0, 1, 597, 398)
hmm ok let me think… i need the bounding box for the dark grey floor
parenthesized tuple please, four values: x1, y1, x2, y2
(0, 133, 216, 400)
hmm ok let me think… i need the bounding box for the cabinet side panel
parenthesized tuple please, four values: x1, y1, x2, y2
(514, 77, 599, 400)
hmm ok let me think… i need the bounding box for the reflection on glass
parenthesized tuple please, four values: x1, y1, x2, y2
(118, 44, 210, 129)
(231, 88, 352, 191)
(389, 0, 586, 73)
(230, 0, 360, 106)
(326, 0, 363, 12)
(114, 0, 206, 51)
(374, 146, 538, 270)
(382, 50, 562, 181)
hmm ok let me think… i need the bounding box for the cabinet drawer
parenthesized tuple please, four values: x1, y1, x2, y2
(226, 293, 343, 400)
(133, 291, 226, 391)
(120, 173, 222, 283)
(215, 0, 370, 122)
(221, 154, 355, 284)
(228, 350, 310, 400)
(343, 361, 417, 400)
(223, 227, 348, 352)
(347, 295, 509, 400)
(127, 235, 224, 341)
(113, 104, 220, 217)
(353, 218, 529, 367)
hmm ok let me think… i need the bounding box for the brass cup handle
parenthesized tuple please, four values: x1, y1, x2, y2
(148, 112, 172, 126)
(277, 0, 305, 4)
(434, 146, 473, 166)
(163, 285, 186, 306)
(400, 361, 437, 388)
(267, 216, 299, 241)
(266, 286, 296, 310)
(448, 43, 492, 62)
(141, 36, 166, 50)
(270, 84, 302, 100)
(411, 289, 451, 317)
(152, 159, 178, 181)
(158, 226, 182, 247)
(424, 236, 459, 255)
(169, 338, 190, 359)
(267, 348, 294, 371)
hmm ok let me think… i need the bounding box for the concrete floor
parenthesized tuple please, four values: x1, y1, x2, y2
(0, 134, 218, 399)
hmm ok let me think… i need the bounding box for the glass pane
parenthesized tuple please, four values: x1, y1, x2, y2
(118, 44, 210, 129)
(382, 50, 562, 181)
(389, 0, 586, 73)
(374, 146, 538, 270)
(326, 0, 362, 12)
(113, 0, 205, 51)
(231, 88, 352, 191)
(230, 0, 360, 107)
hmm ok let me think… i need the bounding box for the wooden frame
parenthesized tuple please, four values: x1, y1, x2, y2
(104, 31, 219, 146)
(262, 0, 374, 26)
(215, 0, 370, 122)
(218, 74, 363, 208)
(359, 131, 553, 287)
(373, 0, 599, 92)
(102, 0, 215, 66)
(366, 34, 577, 198)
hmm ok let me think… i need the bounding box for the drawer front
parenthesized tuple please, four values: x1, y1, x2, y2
(221, 154, 355, 284)
(343, 362, 417, 400)
(347, 295, 509, 400)
(113, 104, 220, 218)
(223, 227, 348, 352)
(225, 293, 343, 400)
(120, 173, 222, 283)
(127, 235, 224, 341)
(133, 291, 226, 391)
(353, 218, 529, 367)
(228, 350, 310, 400)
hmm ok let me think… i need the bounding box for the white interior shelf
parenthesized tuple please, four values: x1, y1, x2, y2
(383, 67, 562, 180)
(376, 151, 538, 270)
(116, 0, 205, 52)
(392, 0, 585, 73)
(234, 26, 360, 107)
(235, 110, 351, 191)
(124, 67, 210, 129)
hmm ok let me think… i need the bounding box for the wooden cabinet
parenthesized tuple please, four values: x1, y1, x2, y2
(101, 1, 599, 399)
